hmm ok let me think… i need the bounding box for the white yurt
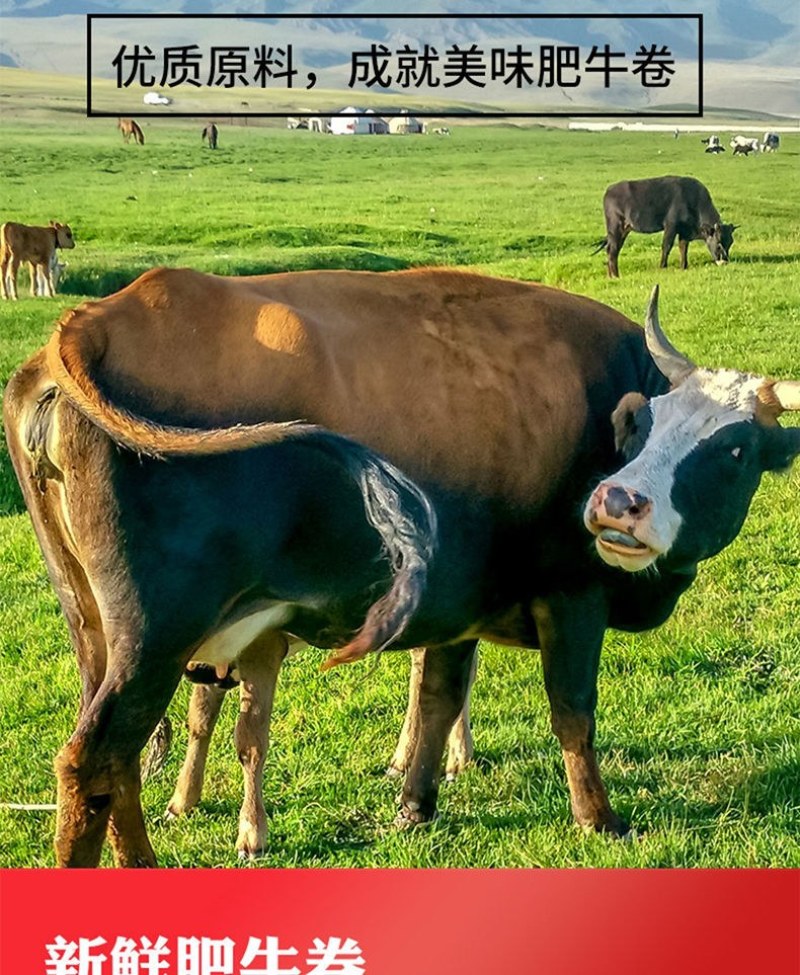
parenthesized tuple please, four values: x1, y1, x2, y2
(331, 107, 387, 135)
(389, 112, 422, 134)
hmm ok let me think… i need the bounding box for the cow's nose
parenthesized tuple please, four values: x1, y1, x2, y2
(601, 484, 651, 520)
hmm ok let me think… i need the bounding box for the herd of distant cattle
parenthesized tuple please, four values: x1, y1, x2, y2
(2, 121, 758, 301)
(2, 122, 798, 868)
(702, 132, 781, 155)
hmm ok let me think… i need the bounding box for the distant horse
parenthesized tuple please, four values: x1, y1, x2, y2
(118, 118, 145, 145)
(202, 122, 219, 150)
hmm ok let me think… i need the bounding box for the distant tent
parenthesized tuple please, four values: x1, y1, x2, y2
(331, 107, 387, 135)
(143, 92, 171, 106)
(389, 114, 422, 134)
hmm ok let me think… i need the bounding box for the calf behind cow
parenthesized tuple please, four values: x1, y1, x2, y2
(5, 268, 799, 867)
(1, 220, 75, 300)
(594, 176, 737, 277)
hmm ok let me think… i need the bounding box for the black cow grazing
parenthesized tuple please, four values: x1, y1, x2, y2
(202, 122, 219, 149)
(594, 176, 738, 278)
(5, 268, 800, 867)
(733, 143, 756, 156)
(705, 144, 725, 154)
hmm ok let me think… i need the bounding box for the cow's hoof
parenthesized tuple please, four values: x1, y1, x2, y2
(236, 821, 267, 859)
(580, 814, 632, 838)
(385, 764, 404, 780)
(394, 805, 438, 829)
(164, 798, 196, 821)
(444, 757, 472, 782)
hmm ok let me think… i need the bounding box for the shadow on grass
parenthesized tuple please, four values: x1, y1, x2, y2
(738, 254, 800, 266)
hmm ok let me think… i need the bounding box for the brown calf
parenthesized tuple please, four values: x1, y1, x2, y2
(165, 647, 476, 858)
(118, 118, 145, 145)
(1, 221, 75, 300)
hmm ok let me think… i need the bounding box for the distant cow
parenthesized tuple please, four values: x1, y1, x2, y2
(762, 132, 780, 153)
(705, 145, 725, 154)
(731, 136, 760, 154)
(6, 268, 800, 868)
(594, 176, 737, 278)
(202, 123, 219, 149)
(0, 221, 75, 300)
(118, 118, 145, 145)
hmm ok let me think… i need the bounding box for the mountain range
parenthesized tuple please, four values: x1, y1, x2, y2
(1, 1, 798, 116)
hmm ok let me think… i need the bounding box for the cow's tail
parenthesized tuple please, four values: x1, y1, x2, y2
(309, 433, 437, 669)
(590, 237, 608, 256)
(44, 318, 309, 456)
(44, 315, 437, 663)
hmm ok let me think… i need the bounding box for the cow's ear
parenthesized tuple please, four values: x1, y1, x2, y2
(612, 392, 649, 458)
(761, 427, 800, 472)
(699, 223, 713, 238)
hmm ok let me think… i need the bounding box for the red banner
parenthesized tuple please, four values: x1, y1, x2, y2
(1, 869, 798, 974)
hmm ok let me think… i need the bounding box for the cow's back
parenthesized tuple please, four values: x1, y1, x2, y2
(50, 267, 646, 508)
(604, 176, 716, 233)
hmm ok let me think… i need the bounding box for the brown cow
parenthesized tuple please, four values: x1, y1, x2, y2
(0, 221, 75, 300)
(118, 118, 145, 145)
(5, 269, 799, 867)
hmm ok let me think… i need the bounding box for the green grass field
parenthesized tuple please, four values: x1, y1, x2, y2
(1, 107, 799, 868)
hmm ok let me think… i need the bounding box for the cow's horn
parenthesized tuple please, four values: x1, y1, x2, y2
(644, 285, 696, 385)
(771, 381, 800, 412)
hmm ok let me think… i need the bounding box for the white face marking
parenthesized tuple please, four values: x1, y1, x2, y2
(589, 369, 764, 568)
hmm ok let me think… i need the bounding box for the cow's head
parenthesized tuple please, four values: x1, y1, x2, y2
(50, 221, 76, 250)
(585, 287, 800, 573)
(703, 222, 737, 265)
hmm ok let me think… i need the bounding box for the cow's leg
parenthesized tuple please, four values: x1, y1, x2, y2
(660, 226, 677, 268)
(54, 651, 185, 868)
(43, 263, 56, 297)
(532, 589, 627, 835)
(387, 647, 476, 781)
(386, 648, 424, 776)
(7, 255, 20, 299)
(606, 227, 626, 278)
(397, 641, 476, 826)
(105, 759, 153, 867)
(678, 237, 690, 270)
(165, 683, 227, 819)
(446, 648, 477, 780)
(0, 252, 8, 299)
(234, 632, 288, 858)
(29, 262, 38, 297)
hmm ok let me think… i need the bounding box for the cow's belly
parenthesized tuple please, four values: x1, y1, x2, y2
(189, 602, 297, 678)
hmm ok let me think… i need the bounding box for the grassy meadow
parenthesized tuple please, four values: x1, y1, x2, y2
(1, 107, 799, 868)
